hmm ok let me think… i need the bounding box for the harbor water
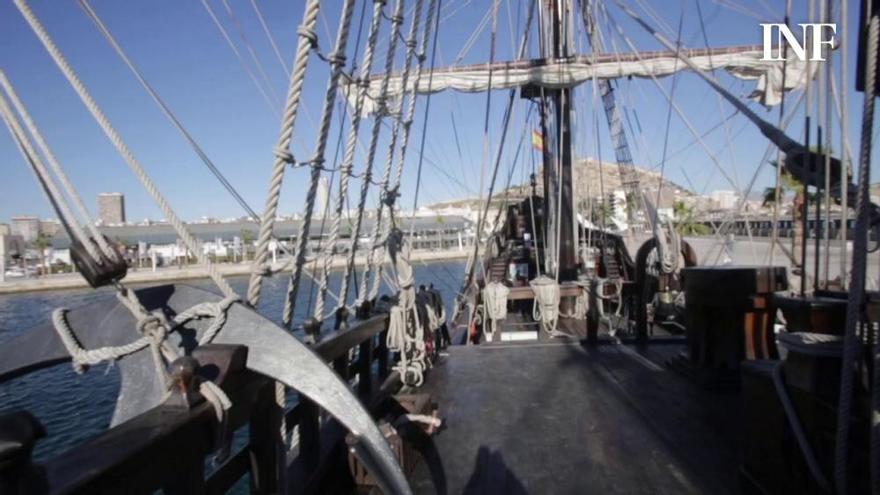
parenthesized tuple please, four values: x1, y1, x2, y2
(0, 259, 465, 462)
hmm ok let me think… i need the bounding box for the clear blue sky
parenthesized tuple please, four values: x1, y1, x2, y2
(0, 0, 872, 223)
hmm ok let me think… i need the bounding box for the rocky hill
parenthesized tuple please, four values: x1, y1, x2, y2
(425, 158, 699, 211)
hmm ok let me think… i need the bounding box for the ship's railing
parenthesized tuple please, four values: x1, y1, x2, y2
(29, 312, 396, 494)
(208, 313, 399, 494)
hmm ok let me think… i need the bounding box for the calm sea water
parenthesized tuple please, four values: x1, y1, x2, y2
(0, 260, 465, 463)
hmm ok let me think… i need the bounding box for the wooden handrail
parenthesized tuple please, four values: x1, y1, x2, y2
(29, 313, 396, 494)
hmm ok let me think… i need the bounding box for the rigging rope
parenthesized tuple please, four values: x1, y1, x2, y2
(407, 0, 446, 238)
(0, 75, 113, 265)
(612, 0, 808, 156)
(341, 0, 407, 306)
(362, 0, 427, 303)
(459, 0, 534, 300)
(770, 360, 831, 490)
(322, 0, 391, 319)
(603, 1, 765, 257)
(391, 0, 436, 215)
(839, 0, 851, 289)
(77, 0, 258, 226)
(836, 12, 878, 495)
(219, 0, 282, 107)
(767, 0, 792, 267)
(249, 0, 290, 75)
(15, 0, 236, 299)
(282, 0, 357, 328)
(247, 0, 321, 307)
(200, 0, 280, 115)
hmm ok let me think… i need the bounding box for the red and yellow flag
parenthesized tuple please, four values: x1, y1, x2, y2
(531, 129, 544, 152)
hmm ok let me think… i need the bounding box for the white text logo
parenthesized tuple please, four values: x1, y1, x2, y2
(761, 23, 836, 61)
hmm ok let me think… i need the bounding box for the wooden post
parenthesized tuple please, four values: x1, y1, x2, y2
(357, 338, 373, 398)
(248, 380, 285, 494)
(333, 354, 349, 381)
(298, 398, 320, 470)
(377, 328, 390, 379)
(162, 456, 206, 495)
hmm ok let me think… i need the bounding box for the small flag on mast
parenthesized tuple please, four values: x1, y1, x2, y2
(531, 129, 544, 151)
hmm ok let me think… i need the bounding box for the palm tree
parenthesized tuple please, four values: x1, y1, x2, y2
(240, 228, 255, 261)
(31, 232, 52, 276)
(672, 201, 709, 236)
(590, 201, 615, 227)
(762, 166, 811, 268)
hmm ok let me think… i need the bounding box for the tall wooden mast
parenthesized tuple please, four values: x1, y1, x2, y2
(538, 0, 577, 281)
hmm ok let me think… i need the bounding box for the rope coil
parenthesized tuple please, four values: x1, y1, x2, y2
(483, 282, 509, 340)
(530, 276, 561, 335)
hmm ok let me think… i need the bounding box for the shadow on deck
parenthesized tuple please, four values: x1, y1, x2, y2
(408, 341, 740, 494)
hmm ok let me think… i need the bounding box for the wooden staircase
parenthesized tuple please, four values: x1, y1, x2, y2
(488, 257, 508, 283)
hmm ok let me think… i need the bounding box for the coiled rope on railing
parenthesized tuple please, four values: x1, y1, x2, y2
(384, 231, 426, 386)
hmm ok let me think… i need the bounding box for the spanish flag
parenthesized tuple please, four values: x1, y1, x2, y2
(531, 129, 544, 152)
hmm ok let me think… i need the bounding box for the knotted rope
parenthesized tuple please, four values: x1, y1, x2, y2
(52, 290, 240, 376)
(51, 287, 238, 459)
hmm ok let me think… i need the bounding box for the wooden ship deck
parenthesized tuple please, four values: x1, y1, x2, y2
(408, 339, 740, 494)
(2, 0, 879, 492)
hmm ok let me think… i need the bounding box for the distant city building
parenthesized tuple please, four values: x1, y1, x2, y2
(10, 216, 40, 242)
(710, 190, 739, 210)
(316, 177, 330, 220)
(0, 223, 9, 236)
(39, 219, 61, 237)
(97, 192, 126, 225)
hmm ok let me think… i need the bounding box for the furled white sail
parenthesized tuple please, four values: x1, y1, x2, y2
(343, 45, 818, 116)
